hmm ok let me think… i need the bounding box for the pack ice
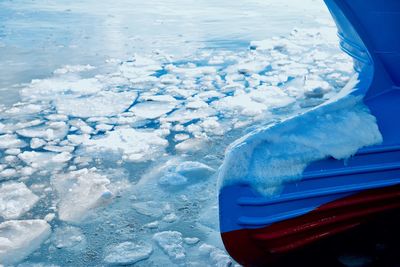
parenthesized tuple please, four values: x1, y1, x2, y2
(0, 17, 355, 265)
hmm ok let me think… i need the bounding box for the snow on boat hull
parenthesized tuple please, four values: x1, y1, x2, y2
(219, 0, 400, 265)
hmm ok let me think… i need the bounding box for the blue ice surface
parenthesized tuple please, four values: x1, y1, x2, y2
(0, 0, 353, 266)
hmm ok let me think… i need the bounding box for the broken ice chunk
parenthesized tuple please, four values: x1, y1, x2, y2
(51, 168, 113, 223)
(0, 220, 51, 266)
(17, 122, 68, 141)
(183, 237, 199, 245)
(51, 152, 72, 163)
(4, 148, 21, 156)
(129, 100, 177, 120)
(30, 138, 46, 149)
(18, 151, 67, 170)
(0, 168, 17, 179)
(213, 93, 267, 117)
(175, 138, 209, 153)
(158, 173, 188, 187)
(157, 160, 214, 190)
(174, 134, 189, 142)
(162, 213, 178, 223)
(84, 128, 168, 163)
(175, 161, 215, 181)
(55, 91, 138, 118)
(3, 104, 44, 117)
(166, 107, 216, 124)
(20, 77, 103, 101)
(52, 226, 86, 251)
(53, 64, 95, 75)
(0, 134, 27, 149)
(132, 201, 169, 218)
(95, 124, 113, 132)
(153, 231, 185, 262)
(199, 243, 233, 267)
(159, 74, 180, 85)
(0, 182, 39, 220)
(104, 241, 153, 265)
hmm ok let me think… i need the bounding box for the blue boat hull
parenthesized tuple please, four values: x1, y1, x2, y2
(219, 0, 400, 265)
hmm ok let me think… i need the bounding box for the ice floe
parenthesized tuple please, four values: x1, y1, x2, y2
(0, 182, 39, 220)
(20, 77, 104, 101)
(199, 243, 233, 267)
(129, 99, 177, 120)
(55, 91, 138, 118)
(103, 241, 153, 265)
(0, 134, 27, 149)
(53, 64, 95, 75)
(0, 220, 51, 266)
(17, 123, 68, 141)
(153, 231, 186, 262)
(84, 128, 168, 162)
(51, 168, 113, 222)
(0, 168, 18, 179)
(18, 151, 67, 170)
(155, 160, 215, 189)
(51, 226, 86, 250)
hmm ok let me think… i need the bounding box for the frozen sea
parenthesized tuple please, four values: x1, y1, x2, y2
(0, 0, 355, 266)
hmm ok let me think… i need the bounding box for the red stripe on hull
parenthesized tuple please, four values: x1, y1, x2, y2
(221, 185, 400, 266)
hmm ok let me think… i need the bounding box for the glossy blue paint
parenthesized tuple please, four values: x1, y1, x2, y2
(219, 0, 400, 234)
